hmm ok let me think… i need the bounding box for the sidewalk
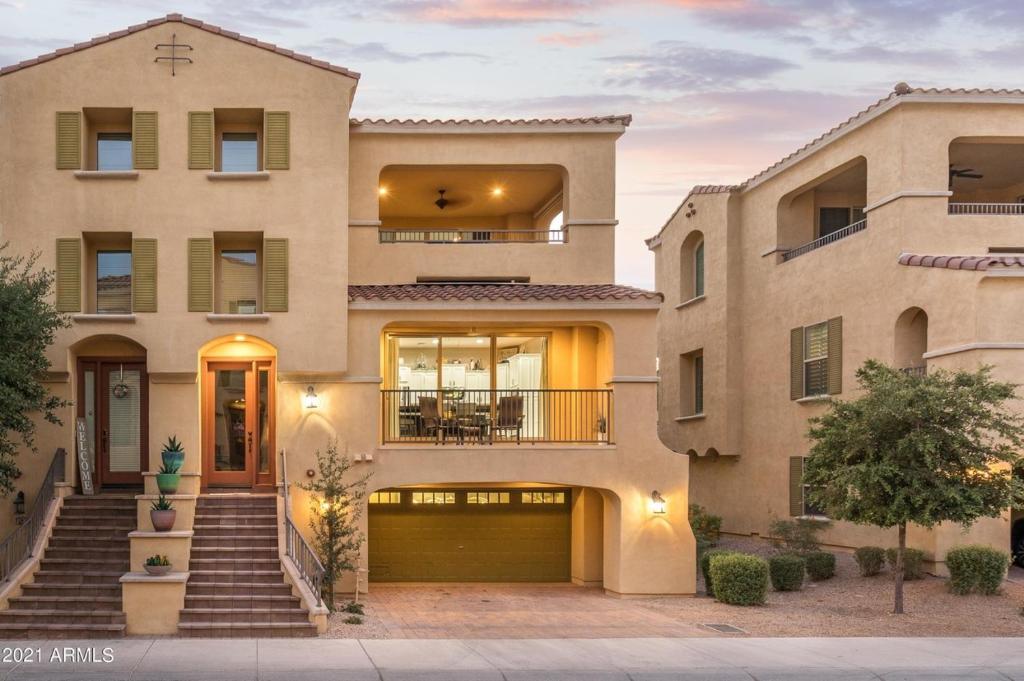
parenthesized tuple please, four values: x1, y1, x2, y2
(0, 637, 1016, 680)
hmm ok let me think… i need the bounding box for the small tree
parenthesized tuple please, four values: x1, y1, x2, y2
(0, 245, 68, 494)
(298, 440, 370, 609)
(804, 360, 1024, 614)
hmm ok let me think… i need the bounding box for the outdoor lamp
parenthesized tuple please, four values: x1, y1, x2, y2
(13, 491, 25, 517)
(303, 385, 320, 409)
(650, 490, 666, 515)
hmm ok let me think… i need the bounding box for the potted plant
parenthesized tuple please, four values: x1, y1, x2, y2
(150, 494, 176, 532)
(144, 554, 172, 576)
(161, 435, 185, 472)
(156, 460, 181, 494)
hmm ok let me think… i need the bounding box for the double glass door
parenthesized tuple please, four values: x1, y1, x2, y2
(203, 360, 274, 488)
(77, 360, 147, 488)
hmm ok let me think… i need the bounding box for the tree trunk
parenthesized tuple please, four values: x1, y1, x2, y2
(893, 522, 906, 615)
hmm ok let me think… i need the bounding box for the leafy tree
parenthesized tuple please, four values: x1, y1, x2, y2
(804, 360, 1024, 613)
(297, 440, 370, 609)
(0, 245, 68, 494)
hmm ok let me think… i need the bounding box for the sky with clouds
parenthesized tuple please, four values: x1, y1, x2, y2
(1, 0, 1022, 288)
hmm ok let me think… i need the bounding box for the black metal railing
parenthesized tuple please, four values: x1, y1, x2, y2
(0, 449, 64, 584)
(379, 228, 566, 244)
(948, 202, 1024, 216)
(899, 365, 927, 377)
(381, 388, 614, 445)
(781, 219, 867, 262)
(280, 449, 325, 606)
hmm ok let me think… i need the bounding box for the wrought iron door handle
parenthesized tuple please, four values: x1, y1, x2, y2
(247, 431, 253, 453)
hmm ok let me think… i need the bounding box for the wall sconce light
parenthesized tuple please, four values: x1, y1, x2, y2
(650, 490, 667, 515)
(303, 385, 320, 409)
(13, 491, 25, 520)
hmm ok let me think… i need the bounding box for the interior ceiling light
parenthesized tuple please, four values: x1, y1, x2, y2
(491, 187, 504, 197)
(378, 186, 388, 196)
(435, 188, 449, 210)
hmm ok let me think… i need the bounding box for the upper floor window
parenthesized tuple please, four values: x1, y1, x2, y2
(678, 349, 703, 417)
(818, 207, 864, 238)
(694, 240, 705, 298)
(221, 132, 259, 172)
(803, 323, 829, 396)
(679, 230, 705, 303)
(790, 317, 843, 399)
(96, 250, 132, 314)
(218, 248, 259, 314)
(97, 133, 132, 171)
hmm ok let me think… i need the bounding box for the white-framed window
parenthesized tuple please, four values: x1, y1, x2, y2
(803, 322, 829, 397)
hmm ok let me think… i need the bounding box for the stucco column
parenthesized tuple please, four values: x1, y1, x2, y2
(571, 487, 604, 586)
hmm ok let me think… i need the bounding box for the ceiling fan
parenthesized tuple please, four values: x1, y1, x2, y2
(434, 188, 469, 211)
(949, 165, 984, 190)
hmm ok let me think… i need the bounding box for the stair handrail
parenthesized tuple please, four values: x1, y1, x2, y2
(279, 449, 325, 606)
(0, 448, 65, 583)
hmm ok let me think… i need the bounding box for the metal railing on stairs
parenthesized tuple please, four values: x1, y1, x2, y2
(0, 449, 65, 583)
(280, 449, 325, 607)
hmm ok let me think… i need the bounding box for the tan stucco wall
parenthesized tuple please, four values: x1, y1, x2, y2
(652, 99, 1024, 566)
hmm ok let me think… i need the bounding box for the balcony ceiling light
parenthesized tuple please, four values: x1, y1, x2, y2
(378, 186, 389, 197)
(491, 186, 504, 197)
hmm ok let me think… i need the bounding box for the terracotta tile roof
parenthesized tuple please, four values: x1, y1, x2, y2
(348, 283, 661, 303)
(350, 115, 631, 129)
(898, 253, 1024, 271)
(0, 14, 359, 79)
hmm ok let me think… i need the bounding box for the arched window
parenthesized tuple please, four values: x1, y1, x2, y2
(694, 240, 705, 298)
(679, 230, 705, 303)
(894, 307, 928, 373)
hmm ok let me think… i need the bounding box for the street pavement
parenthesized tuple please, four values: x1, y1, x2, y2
(0, 637, 1017, 680)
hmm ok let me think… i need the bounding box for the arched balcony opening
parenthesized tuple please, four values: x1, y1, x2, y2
(776, 157, 867, 261)
(948, 138, 1024, 215)
(894, 307, 928, 375)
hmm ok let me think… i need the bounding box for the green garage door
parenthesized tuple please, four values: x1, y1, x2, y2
(368, 488, 571, 582)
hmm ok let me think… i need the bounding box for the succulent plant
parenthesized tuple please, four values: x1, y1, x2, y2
(158, 461, 180, 475)
(145, 554, 171, 566)
(151, 494, 173, 512)
(163, 435, 184, 453)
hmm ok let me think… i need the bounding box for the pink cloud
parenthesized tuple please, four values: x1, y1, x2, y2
(538, 30, 608, 47)
(408, 0, 602, 26)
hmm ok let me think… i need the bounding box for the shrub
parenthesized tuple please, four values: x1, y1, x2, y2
(886, 548, 926, 580)
(803, 551, 836, 580)
(946, 545, 1009, 595)
(709, 553, 769, 606)
(769, 517, 832, 553)
(700, 548, 738, 598)
(343, 601, 365, 615)
(689, 503, 722, 547)
(854, 546, 886, 577)
(768, 554, 805, 591)
(343, 615, 363, 625)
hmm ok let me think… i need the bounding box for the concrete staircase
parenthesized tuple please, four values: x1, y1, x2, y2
(0, 495, 132, 639)
(178, 494, 316, 637)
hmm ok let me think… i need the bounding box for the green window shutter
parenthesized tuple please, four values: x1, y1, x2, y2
(263, 238, 289, 312)
(131, 238, 157, 312)
(188, 112, 214, 170)
(789, 326, 803, 400)
(789, 456, 805, 517)
(827, 316, 843, 395)
(132, 111, 158, 169)
(694, 241, 705, 298)
(55, 238, 81, 312)
(187, 238, 214, 312)
(55, 112, 81, 170)
(264, 111, 290, 170)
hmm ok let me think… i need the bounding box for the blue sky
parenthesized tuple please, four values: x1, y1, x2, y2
(2, 0, 1021, 288)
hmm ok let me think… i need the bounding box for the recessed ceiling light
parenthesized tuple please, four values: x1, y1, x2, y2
(234, 335, 246, 342)
(491, 187, 504, 197)
(378, 186, 388, 196)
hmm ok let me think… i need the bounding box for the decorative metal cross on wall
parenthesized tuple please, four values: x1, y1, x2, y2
(154, 33, 193, 76)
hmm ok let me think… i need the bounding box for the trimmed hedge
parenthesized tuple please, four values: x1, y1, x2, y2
(946, 545, 1009, 595)
(768, 554, 805, 591)
(804, 551, 836, 580)
(886, 548, 925, 580)
(700, 548, 738, 598)
(709, 553, 769, 606)
(689, 503, 722, 547)
(854, 546, 886, 577)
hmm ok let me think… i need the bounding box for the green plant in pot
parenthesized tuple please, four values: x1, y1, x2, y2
(156, 460, 181, 494)
(161, 435, 185, 473)
(144, 554, 172, 576)
(150, 494, 176, 532)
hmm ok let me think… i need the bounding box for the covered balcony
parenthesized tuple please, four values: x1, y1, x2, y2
(777, 158, 867, 262)
(948, 139, 1024, 215)
(380, 329, 612, 445)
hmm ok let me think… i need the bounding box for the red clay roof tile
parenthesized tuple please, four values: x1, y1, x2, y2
(348, 283, 661, 303)
(898, 253, 1024, 271)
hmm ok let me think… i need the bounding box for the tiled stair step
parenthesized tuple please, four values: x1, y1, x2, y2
(185, 582, 294, 597)
(0, 610, 126, 625)
(47, 536, 129, 549)
(59, 505, 135, 515)
(193, 514, 277, 526)
(0, 623, 125, 639)
(39, 558, 129, 572)
(33, 570, 124, 585)
(177, 622, 316, 638)
(188, 570, 285, 585)
(189, 559, 281, 572)
(179, 608, 311, 624)
(191, 547, 279, 560)
(8, 596, 122, 611)
(198, 495, 277, 505)
(55, 515, 135, 527)
(184, 594, 300, 609)
(43, 547, 129, 560)
(192, 524, 277, 538)
(52, 525, 132, 537)
(192, 535, 277, 549)
(20, 583, 122, 598)
(195, 503, 275, 514)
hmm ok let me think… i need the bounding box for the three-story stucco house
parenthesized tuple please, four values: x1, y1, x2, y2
(0, 14, 695, 638)
(649, 83, 1024, 574)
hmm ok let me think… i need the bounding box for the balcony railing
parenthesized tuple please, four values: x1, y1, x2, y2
(280, 449, 324, 606)
(781, 219, 867, 262)
(0, 449, 64, 584)
(379, 228, 566, 244)
(899, 365, 927, 377)
(381, 389, 613, 445)
(948, 202, 1024, 216)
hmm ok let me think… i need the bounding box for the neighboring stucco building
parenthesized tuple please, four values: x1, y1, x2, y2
(0, 15, 694, 637)
(648, 84, 1024, 573)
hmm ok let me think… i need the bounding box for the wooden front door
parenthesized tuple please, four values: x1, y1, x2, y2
(77, 359, 148, 488)
(202, 359, 275, 489)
